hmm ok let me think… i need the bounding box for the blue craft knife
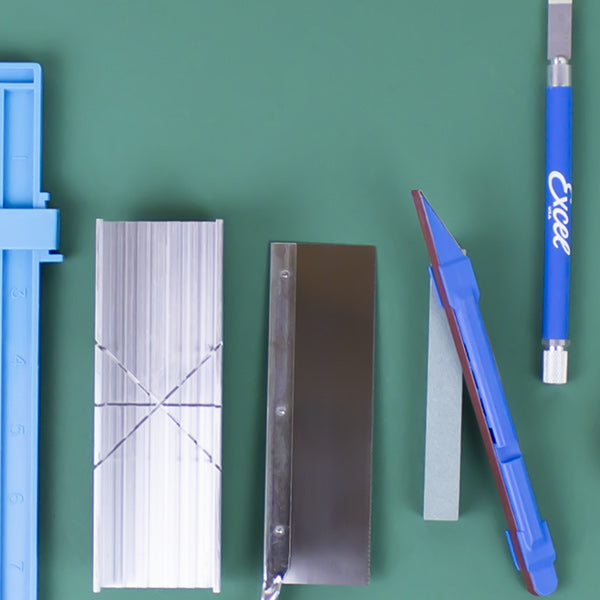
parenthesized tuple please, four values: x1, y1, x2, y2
(413, 190, 557, 596)
(0, 63, 62, 600)
(542, 0, 573, 384)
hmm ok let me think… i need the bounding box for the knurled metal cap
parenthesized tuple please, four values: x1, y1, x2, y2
(543, 348, 568, 384)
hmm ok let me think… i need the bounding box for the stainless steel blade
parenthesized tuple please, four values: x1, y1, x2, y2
(262, 242, 375, 595)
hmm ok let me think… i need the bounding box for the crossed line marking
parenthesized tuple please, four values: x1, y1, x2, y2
(94, 341, 223, 470)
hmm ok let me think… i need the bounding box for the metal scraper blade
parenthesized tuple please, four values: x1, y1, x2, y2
(262, 242, 376, 598)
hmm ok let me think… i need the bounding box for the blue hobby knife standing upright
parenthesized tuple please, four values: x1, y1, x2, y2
(542, 0, 573, 384)
(0, 63, 62, 600)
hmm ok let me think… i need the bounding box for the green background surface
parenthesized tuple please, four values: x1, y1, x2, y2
(1, 1, 596, 599)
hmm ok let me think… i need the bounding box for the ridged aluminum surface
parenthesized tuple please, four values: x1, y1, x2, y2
(93, 220, 222, 592)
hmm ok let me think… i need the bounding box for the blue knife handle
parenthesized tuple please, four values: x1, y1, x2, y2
(440, 256, 557, 596)
(543, 86, 572, 343)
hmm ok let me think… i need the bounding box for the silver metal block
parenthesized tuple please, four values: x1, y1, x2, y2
(93, 220, 223, 592)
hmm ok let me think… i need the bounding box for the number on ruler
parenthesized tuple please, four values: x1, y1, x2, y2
(11, 355, 26, 366)
(9, 561, 24, 572)
(10, 424, 25, 436)
(8, 493, 24, 505)
(10, 288, 27, 299)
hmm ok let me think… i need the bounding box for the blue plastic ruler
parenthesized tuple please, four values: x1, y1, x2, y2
(0, 63, 62, 600)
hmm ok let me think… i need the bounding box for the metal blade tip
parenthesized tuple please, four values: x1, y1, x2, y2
(412, 190, 464, 267)
(547, 0, 572, 60)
